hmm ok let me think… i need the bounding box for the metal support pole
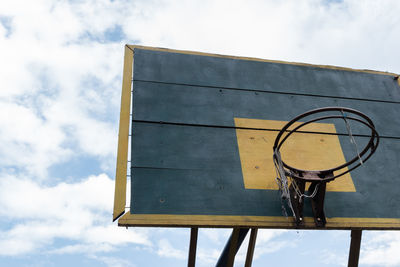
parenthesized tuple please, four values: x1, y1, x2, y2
(348, 230, 362, 267)
(226, 228, 240, 267)
(216, 228, 250, 267)
(244, 228, 258, 267)
(188, 228, 198, 267)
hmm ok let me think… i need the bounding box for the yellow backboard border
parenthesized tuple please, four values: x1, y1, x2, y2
(113, 45, 134, 221)
(118, 213, 400, 230)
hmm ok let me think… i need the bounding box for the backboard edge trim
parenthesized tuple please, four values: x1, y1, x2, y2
(126, 44, 399, 77)
(118, 212, 400, 230)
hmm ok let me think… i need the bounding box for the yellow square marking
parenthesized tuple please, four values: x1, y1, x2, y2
(235, 118, 356, 192)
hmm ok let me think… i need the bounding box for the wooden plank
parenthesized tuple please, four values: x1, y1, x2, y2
(129, 164, 400, 221)
(130, 167, 260, 217)
(132, 80, 400, 137)
(132, 47, 400, 102)
(118, 213, 400, 230)
(130, 122, 241, 171)
(131, 122, 399, 185)
(113, 45, 133, 221)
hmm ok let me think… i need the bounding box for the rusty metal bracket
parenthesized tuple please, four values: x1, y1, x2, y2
(288, 171, 331, 227)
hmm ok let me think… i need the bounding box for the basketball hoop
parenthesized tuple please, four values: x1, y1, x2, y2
(273, 107, 379, 227)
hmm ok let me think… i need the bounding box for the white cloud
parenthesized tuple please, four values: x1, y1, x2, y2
(251, 229, 290, 260)
(157, 239, 187, 260)
(122, 0, 400, 73)
(0, 0, 125, 177)
(257, 229, 287, 244)
(318, 249, 347, 266)
(360, 231, 400, 266)
(90, 255, 137, 267)
(0, 174, 150, 256)
(49, 243, 114, 255)
(196, 247, 221, 265)
(0, 101, 72, 177)
(182, 228, 230, 265)
(200, 228, 231, 245)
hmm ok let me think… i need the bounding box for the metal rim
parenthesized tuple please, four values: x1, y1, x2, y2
(273, 107, 379, 182)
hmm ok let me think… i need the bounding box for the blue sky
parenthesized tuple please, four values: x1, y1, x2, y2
(1, 0, 400, 266)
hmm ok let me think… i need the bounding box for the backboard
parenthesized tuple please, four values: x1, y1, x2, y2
(114, 45, 400, 229)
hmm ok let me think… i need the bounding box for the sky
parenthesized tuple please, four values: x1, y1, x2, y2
(0, 0, 400, 266)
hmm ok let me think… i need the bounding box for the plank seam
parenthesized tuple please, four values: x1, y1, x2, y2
(131, 119, 400, 140)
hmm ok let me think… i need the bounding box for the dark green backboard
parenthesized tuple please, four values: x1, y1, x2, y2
(114, 45, 400, 229)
